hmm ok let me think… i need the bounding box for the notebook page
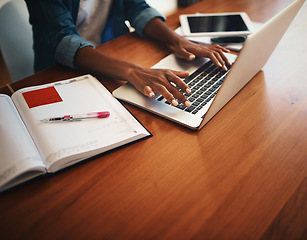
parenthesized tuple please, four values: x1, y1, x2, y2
(11, 75, 150, 172)
(0, 94, 46, 191)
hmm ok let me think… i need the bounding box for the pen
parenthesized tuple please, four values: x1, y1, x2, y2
(40, 111, 110, 123)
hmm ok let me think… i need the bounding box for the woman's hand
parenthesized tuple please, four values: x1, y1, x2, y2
(75, 47, 192, 106)
(170, 35, 231, 71)
(144, 18, 232, 71)
(126, 65, 192, 107)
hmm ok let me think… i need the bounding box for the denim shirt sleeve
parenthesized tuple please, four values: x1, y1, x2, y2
(123, 0, 166, 37)
(55, 35, 94, 69)
(132, 7, 166, 36)
(26, 0, 94, 70)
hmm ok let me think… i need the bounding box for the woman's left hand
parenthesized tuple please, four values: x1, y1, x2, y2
(170, 35, 232, 71)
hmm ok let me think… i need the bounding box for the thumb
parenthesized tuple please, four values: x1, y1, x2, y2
(175, 48, 195, 61)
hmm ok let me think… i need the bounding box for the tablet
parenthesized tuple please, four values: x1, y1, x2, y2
(179, 12, 254, 37)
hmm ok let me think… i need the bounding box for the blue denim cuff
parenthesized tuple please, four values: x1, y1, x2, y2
(55, 35, 94, 68)
(133, 8, 166, 36)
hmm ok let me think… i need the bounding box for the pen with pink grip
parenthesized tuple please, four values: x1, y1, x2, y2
(40, 111, 110, 122)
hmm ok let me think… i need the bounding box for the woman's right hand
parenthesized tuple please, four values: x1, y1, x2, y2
(75, 46, 191, 107)
(126, 65, 192, 107)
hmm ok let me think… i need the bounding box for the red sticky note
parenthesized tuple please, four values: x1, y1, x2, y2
(22, 86, 63, 108)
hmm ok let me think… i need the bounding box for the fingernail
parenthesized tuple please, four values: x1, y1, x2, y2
(189, 54, 195, 60)
(185, 101, 191, 107)
(172, 99, 178, 106)
(186, 88, 191, 94)
(149, 92, 155, 98)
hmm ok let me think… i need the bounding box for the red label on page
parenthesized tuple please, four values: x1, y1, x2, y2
(22, 86, 63, 108)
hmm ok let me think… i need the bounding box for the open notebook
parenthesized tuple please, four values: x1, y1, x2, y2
(113, 0, 305, 130)
(0, 75, 151, 192)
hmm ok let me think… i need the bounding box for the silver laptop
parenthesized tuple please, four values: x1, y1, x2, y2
(113, 0, 305, 130)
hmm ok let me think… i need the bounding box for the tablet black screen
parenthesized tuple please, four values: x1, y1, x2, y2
(187, 15, 249, 33)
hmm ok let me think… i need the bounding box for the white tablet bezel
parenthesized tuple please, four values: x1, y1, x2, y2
(179, 12, 254, 37)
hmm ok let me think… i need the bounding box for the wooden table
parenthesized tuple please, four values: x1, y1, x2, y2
(1, 0, 306, 239)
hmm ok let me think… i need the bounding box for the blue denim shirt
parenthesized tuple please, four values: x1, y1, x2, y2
(25, 0, 165, 72)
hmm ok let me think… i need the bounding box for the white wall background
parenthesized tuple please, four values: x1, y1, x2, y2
(146, 0, 177, 16)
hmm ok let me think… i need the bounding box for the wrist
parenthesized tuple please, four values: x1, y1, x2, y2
(167, 33, 184, 48)
(124, 64, 144, 82)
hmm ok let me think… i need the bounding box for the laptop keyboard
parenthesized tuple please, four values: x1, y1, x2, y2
(156, 60, 231, 115)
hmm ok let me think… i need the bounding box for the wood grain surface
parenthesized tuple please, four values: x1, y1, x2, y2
(0, 0, 306, 239)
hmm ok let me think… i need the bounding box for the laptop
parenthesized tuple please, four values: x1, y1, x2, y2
(113, 0, 305, 130)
